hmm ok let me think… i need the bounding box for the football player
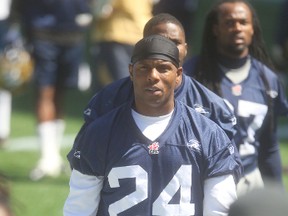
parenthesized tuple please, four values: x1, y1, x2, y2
(12, 0, 92, 180)
(64, 35, 242, 215)
(183, 0, 288, 195)
(72, 13, 237, 152)
(0, 0, 12, 147)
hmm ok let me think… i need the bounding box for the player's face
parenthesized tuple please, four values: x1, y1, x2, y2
(213, 2, 254, 58)
(146, 22, 187, 66)
(129, 59, 182, 116)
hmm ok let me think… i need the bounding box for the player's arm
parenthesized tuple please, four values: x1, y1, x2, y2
(258, 130, 283, 185)
(63, 169, 104, 216)
(203, 174, 237, 216)
(201, 120, 242, 215)
(258, 75, 288, 185)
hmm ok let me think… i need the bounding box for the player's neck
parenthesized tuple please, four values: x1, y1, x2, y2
(217, 53, 248, 69)
(219, 57, 251, 84)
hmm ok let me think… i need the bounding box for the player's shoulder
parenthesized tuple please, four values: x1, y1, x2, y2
(184, 74, 222, 100)
(176, 101, 233, 157)
(88, 77, 132, 106)
(183, 56, 200, 77)
(176, 100, 224, 130)
(183, 74, 234, 114)
(83, 77, 133, 121)
(251, 57, 284, 96)
(75, 102, 130, 155)
(251, 58, 279, 80)
(88, 101, 129, 129)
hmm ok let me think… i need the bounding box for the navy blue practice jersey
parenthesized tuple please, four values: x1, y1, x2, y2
(184, 57, 288, 177)
(82, 74, 236, 140)
(69, 100, 242, 216)
(221, 59, 288, 174)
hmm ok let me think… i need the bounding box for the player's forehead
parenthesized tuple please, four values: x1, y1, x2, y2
(135, 58, 175, 66)
(149, 22, 185, 44)
(217, 2, 252, 21)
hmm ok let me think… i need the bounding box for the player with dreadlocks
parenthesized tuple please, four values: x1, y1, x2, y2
(184, 0, 288, 195)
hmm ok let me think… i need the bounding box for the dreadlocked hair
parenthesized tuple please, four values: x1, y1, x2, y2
(193, 0, 276, 96)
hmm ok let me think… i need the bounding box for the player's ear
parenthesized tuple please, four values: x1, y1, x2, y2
(129, 64, 133, 80)
(184, 43, 188, 57)
(175, 67, 182, 85)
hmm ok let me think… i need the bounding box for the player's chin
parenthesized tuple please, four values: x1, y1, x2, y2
(227, 45, 247, 56)
(232, 44, 247, 52)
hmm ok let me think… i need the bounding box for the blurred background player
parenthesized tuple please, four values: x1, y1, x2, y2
(152, 0, 199, 57)
(0, 0, 33, 148)
(184, 0, 288, 195)
(0, 0, 13, 147)
(11, 0, 92, 180)
(89, 0, 153, 90)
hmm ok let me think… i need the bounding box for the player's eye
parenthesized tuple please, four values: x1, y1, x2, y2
(156, 65, 172, 73)
(225, 20, 234, 27)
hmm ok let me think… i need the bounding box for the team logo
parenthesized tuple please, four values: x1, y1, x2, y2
(84, 108, 91, 116)
(73, 150, 81, 159)
(187, 139, 201, 152)
(267, 90, 278, 98)
(231, 84, 242, 96)
(193, 104, 210, 115)
(148, 142, 159, 154)
(230, 116, 237, 125)
(227, 144, 235, 155)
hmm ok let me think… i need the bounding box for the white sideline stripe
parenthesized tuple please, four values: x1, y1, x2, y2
(2, 125, 288, 152)
(3, 134, 76, 152)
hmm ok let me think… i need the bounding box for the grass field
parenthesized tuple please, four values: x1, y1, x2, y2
(0, 88, 92, 216)
(1, 1, 288, 215)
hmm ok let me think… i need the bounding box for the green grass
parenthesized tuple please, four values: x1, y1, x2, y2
(0, 87, 92, 216)
(0, 150, 70, 216)
(280, 140, 288, 187)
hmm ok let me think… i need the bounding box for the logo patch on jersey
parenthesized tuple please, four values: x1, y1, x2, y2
(230, 116, 237, 125)
(84, 108, 91, 116)
(187, 139, 201, 152)
(267, 90, 278, 98)
(227, 144, 235, 155)
(193, 104, 209, 115)
(231, 84, 242, 96)
(73, 151, 81, 159)
(148, 142, 159, 154)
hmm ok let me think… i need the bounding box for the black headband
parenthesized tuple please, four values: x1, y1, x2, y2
(131, 35, 179, 67)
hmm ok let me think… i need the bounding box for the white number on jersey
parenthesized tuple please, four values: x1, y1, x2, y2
(237, 100, 268, 156)
(107, 165, 195, 216)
